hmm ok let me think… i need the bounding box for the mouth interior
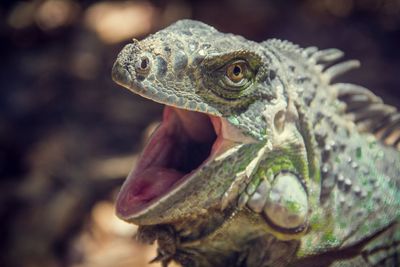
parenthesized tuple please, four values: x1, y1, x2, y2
(116, 106, 220, 218)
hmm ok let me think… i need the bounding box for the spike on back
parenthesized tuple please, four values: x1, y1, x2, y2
(333, 81, 400, 150)
(298, 45, 400, 150)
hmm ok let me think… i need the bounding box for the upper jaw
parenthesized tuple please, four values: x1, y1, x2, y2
(112, 42, 224, 116)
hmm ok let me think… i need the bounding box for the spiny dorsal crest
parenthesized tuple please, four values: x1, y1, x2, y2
(305, 47, 400, 149)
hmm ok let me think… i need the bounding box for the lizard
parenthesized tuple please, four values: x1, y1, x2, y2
(111, 20, 400, 267)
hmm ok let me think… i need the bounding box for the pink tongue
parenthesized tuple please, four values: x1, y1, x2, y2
(116, 167, 184, 218)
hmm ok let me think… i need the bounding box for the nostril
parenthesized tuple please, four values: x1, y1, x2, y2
(141, 57, 149, 69)
(136, 56, 151, 74)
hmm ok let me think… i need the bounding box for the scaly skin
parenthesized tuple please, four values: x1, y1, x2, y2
(111, 20, 400, 266)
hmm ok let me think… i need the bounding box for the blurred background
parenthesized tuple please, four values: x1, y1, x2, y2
(0, 0, 399, 266)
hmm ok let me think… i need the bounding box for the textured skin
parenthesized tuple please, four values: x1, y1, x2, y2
(112, 20, 400, 266)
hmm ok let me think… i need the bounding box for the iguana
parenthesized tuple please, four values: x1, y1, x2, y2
(111, 20, 400, 267)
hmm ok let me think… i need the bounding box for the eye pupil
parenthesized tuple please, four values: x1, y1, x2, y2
(226, 61, 249, 83)
(233, 65, 241, 76)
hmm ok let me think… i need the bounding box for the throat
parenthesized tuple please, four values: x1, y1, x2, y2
(165, 107, 216, 174)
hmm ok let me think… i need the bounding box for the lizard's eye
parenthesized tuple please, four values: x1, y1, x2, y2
(226, 61, 247, 83)
(202, 57, 257, 101)
(221, 60, 253, 90)
(226, 62, 245, 83)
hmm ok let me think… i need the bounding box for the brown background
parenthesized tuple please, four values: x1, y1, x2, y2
(1, 0, 399, 266)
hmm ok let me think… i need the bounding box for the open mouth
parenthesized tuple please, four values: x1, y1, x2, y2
(116, 106, 224, 219)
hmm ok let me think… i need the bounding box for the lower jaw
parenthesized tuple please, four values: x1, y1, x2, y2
(116, 106, 227, 221)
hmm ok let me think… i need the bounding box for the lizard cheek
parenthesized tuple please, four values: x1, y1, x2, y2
(263, 172, 309, 230)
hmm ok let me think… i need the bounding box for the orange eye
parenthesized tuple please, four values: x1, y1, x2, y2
(226, 62, 245, 83)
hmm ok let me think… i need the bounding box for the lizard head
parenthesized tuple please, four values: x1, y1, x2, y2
(112, 20, 292, 234)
